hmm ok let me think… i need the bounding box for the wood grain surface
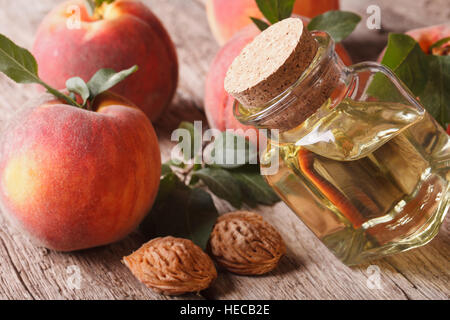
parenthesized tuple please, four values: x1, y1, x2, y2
(0, 0, 448, 300)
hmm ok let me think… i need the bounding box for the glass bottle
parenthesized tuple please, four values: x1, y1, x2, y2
(233, 31, 449, 265)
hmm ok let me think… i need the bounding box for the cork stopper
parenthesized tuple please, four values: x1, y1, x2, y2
(225, 18, 343, 132)
(224, 18, 318, 108)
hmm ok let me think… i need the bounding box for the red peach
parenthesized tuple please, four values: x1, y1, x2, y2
(32, 0, 178, 122)
(205, 26, 258, 144)
(206, 0, 339, 45)
(0, 92, 161, 251)
(204, 18, 352, 144)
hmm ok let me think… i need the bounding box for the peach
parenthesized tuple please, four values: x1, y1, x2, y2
(204, 18, 351, 144)
(206, 0, 339, 45)
(0, 92, 161, 251)
(205, 26, 259, 144)
(32, 0, 178, 122)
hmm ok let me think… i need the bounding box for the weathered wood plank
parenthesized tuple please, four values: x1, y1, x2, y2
(383, 218, 450, 300)
(0, 0, 448, 300)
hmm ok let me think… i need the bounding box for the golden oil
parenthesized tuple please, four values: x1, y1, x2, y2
(230, 29, 450, 265)
(262, 99, 449, 265)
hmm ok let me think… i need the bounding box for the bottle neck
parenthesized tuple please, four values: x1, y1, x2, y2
(234, 32, 354, 134)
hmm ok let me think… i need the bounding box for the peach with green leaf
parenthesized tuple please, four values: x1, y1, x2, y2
(206, 0, 340, 45)
(0, 34, 161, 251)
(32, 0, 178, 122)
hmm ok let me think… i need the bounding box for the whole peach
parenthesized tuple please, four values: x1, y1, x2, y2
(0, 92, 161, 251)
(32, 0, 178, 122)
(206, 0, 339, 45)
(204, 19, 351, 144)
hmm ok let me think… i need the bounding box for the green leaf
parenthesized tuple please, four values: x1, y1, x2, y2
(419, 55, 450, 127)
(161, 162, 173, 177)
(87, 65, 138, 99)
(251, 0, 295, 30)
(368, 33, 449, 129)
(140, 175, 218, 250)
(277, 0, 296, 20)
(0, 34, 38, 83)
(188, 160, 203, 185)
(95, 0, 115, 6)
(381, 34, 429, 96)
(178, 121, 195, 134)
(368, 34, 429, 103)
(185, 188, 219, 249)
(231, 167, 280, 206)
(170, 158, 186, 169)
(193, 167, 242, 208)
(189, 175, 200, 186)
(154, 172, 185, 203)
(255, 0, 279, 24)
(193, 161, 202, 171)
(380, 34, 429, 95)
(43, 85, 84, 109)
(307, 11, 361, 43)
(251, 17, 270, 32)
(0, 33, 82, 108)
(66, 77, 90, 105)
(161, 159, 185, 177)
(429, 37, 450, 52)
(206, 131, 258, 169)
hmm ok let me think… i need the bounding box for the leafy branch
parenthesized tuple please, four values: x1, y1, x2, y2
(0, 33, 137, 110)
(370, 33, 449, 129)
(307, 11, 361, 43)
(0, 34, 82, 108)
(140, 122, 280, 249)
(66, 65, 138, 110)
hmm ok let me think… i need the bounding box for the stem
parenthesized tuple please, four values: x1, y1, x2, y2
(39, 81, 84, 109)
(429, 36, 450, 53)
(183, 164, 195, 184)
(84, 0, 115, 18)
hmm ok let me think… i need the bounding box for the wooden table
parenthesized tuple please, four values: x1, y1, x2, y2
(0, 0, 448, 300)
